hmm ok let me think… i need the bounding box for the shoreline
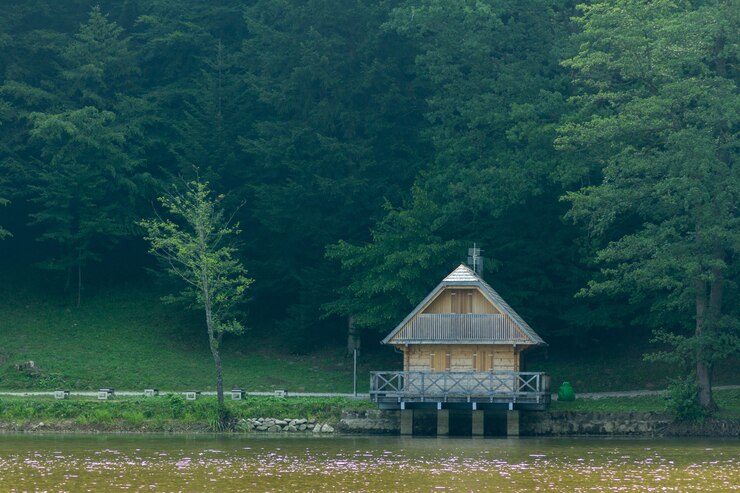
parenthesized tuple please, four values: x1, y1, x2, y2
(2, 410, 738, 438)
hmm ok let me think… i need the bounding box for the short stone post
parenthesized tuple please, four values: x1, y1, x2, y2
(472, 410, 484, 436)
(400, 409, 414, 435)
(436, 409, 450, 436)
(507, 410, 520, 437)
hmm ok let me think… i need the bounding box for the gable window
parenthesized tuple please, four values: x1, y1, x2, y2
(450, 290, 473, 314)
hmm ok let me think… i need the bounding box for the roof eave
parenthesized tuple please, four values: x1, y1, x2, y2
(388, 339, 539, 346)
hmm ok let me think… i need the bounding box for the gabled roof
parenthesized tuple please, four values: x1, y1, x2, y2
(382, 264, 546, 346)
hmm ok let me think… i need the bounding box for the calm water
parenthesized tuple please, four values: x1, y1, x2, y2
(0, 434, 737, 492)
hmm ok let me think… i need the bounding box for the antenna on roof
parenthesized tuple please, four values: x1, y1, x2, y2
(467, 244, 484, 278)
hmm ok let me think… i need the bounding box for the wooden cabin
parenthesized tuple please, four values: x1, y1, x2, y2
(383, 263, 546, 373)
(370, 264, 550, 419)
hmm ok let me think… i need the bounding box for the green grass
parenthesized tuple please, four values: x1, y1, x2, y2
(528, 349, 737, 393)
(550, 388, 740, 420)
(1, 391, 736, 431)
(0, 279, 735, 396)
(0, 282, 398, 392)
(0, 394, 375, 429)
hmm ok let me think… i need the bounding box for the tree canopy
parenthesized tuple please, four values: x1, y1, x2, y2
(558, 0, 739, 409)
(140, 178, 253, 405)
(0, 0, 737, 409)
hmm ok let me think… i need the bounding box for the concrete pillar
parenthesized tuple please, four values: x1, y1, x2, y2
(507, 410, 520, 437)
(400, 409, 414, 436)
(436, 409, 450, 436)
(472, 410, 485, 436)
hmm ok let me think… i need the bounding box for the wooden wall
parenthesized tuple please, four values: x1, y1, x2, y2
(423, 289, 499, 315)
(403, 344, 520, 372)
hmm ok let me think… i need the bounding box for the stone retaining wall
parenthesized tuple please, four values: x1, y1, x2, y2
(521, 411, 672, 435)
(338, 410, 400, 434)
(339, 410, 740, 437)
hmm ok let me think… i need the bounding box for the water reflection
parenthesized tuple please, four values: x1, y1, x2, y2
(0, 435, 737, 492)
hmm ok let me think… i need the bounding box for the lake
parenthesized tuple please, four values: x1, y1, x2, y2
(0, 434, 737, 492)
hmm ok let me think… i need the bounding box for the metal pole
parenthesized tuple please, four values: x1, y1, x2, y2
(353, 349, 358, 397)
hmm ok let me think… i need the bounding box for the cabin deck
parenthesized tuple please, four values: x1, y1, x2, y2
(370, 371, 551, 410)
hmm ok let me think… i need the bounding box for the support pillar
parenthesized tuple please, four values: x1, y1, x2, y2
(436, 409, 450, 436)
(400, 409, 413, 436)
(472, 410, 485, 436)
(507, 410, 520, 437)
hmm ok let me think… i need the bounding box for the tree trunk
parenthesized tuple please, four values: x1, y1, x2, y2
(203, 280, 224, 405)
(76, 261, 82, 308)
(210, 334, 224, 406)
(695, 278, 716, 411)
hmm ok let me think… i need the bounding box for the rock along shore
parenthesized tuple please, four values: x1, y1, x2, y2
(2, 410, 737, 437)
(238, 417, 335, 434)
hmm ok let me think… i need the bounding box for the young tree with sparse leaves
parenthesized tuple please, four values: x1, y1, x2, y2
(139, 179, 252, 405)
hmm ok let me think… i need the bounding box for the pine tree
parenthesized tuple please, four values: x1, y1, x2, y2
(559, 0, 740, 410)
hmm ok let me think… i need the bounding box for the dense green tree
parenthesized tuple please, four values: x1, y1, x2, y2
(327, 186, 463, 332)
(0, 197, 9, 240)
(558, 0, 739, 410)
(168, 40, 247, 186)
(61, 6, 138, 109)
(132, 0, 248, 187)
(328, 0, 580, 340)
(238, 0, 426, 346)
(140, 179, 253, 405)
(1, 7, 146, 302)
(28, 107, 140, 305)
(0, 0, 735, 374)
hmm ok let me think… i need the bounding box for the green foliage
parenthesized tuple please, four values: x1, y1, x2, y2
(665, 375, 707, 423)
(0, 197, 9, 239)
(0, 395, 375, 430)
(557, 382, 576, 401)
(28, 107, 139, 270)
(237, 0, 426, 347)
(0, 0, 737, 381)
(140, 178, 253, 404)
(140, 179, 252, 334)
(558, 0, 740, 407)
(327, 1, 588, 341)
(326, 188, 464, 332)
(1, 5, 146, 304)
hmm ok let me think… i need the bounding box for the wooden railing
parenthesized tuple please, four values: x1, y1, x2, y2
(370, 371, 550, 404)
(397, 314, 527, 342)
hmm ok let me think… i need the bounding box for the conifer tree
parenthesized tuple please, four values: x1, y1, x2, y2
(559, 0, 739, 410)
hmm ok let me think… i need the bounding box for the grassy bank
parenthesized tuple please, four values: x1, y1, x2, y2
(0, 283, 397, 392)
(0, 280, 736, 394)
(0, 390, 738, 434)
(0, 394, 375, 431)
(551, 388, 740, 421)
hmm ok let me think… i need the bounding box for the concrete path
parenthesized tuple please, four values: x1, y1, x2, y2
(0, 386, 737, 400)
(0, 390, 370, 399)
(562, 385, 740, 401)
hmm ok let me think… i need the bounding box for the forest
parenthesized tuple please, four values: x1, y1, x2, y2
(0, 0, 737, 410)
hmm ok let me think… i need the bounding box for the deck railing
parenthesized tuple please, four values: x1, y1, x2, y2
(397, 314, 528, 342)
(370, 371, 550, 404)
